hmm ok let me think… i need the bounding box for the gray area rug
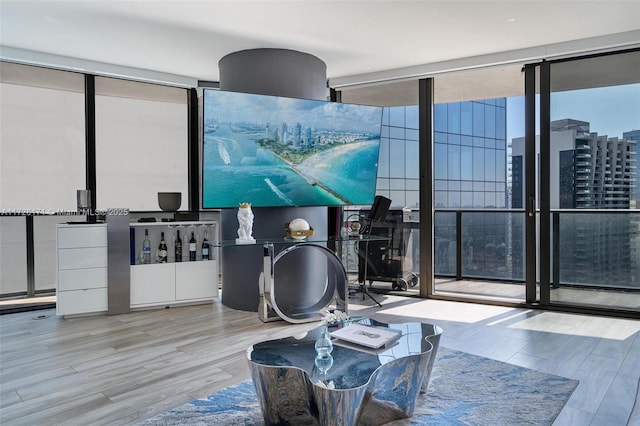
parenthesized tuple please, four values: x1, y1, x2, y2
(138, 347, 579, 425)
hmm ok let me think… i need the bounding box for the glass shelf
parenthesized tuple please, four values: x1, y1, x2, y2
(129, 221, 216, 227)
(212, 234, 388, 248)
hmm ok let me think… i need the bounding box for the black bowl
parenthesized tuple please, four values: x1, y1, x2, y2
(158, 192, 181, 212)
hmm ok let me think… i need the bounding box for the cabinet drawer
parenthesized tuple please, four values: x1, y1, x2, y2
(58, 267, 107, 291)
(57, 226, 107, 248)
(58, 247, 108, 270)
(57, 288, 108, 316)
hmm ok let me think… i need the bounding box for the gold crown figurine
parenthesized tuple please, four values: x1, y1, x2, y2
(239, 202, 251, 208)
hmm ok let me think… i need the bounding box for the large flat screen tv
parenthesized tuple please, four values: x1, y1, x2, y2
(202, 89, 383, 209)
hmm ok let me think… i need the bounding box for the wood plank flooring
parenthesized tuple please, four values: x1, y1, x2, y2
(1, 294, 639, 425)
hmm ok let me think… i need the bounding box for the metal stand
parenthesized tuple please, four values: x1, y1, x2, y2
(356, 220, 383, 307)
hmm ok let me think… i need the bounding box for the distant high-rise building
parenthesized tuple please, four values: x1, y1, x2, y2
(511, 119, 637, 209)
(293, 123, 302, 149)
(305, 127, 313, 147)
(623, 129, 640, 208)
(280, 123, 288, 145)
(511, 119, 639, 286)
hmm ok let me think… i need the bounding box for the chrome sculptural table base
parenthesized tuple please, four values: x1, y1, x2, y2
(247, 319, 443, 426)
(258, 242, 348, 324)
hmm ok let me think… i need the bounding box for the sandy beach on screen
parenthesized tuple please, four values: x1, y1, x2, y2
(298, 141, 372, 170)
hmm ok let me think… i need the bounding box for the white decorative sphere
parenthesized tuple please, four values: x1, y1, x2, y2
(289, 218, 310, 232)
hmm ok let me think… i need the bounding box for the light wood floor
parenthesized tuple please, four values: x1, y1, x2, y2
(1, 295, 639, 426)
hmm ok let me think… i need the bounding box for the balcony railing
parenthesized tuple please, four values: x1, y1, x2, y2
(434, 209, 640, 291)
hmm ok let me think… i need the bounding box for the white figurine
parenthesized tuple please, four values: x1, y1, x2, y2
(236, 202, 256, 244)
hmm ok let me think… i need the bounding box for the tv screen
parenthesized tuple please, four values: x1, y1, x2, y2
(202, 90, 383, 209)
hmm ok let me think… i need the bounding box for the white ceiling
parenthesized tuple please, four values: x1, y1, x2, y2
(1, 1, 639, 88)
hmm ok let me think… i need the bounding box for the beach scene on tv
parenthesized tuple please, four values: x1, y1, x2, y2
(202, 90, 383, 208)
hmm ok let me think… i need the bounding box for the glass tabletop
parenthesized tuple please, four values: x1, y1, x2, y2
(212, 234, 389, 248)
(247, 318, 435, 390)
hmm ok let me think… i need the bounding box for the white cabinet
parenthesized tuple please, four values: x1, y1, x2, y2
(175, 261, 217, 301)
(129, 221, 219, 309)
(56, 223, 108, 316)
(130, 260, 218, 308)
(130, 263, 175, 306)
(55, 221, 219, 315)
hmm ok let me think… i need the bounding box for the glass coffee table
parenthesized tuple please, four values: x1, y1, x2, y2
(247, 318, 442, 426)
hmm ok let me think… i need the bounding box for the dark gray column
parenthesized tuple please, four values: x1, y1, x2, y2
(218, 48, 329, 311)
(219, 48, 326, 100)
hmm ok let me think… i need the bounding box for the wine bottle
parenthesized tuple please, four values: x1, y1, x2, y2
(158, 231, 168, 263)
(142, 229, 151, 264)
(189, 232, 197, 261)
(202, 231, 210, 260)
(175, 230, 182, 262)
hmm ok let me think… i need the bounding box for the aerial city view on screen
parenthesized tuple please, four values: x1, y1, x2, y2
(202, 90, 383, 208)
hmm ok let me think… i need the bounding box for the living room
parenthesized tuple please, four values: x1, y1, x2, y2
(1, 1, 639, 425)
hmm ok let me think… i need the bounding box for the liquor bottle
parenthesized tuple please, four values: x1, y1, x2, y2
(175, 230, 182, 262)
(202, 230, 210, 260)
(158, 231, 168, 263)
(142, 229, 151, 264)
(189, 232, 197, 261)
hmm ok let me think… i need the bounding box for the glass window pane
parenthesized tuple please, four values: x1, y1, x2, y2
(406, 105, 419, 129)
(484, 104, 496, 138)
(389, 126, 405, 139)
(0, 63, 85, 210)
(448, 102, 461, 134)
(473, 102, 485, 136)
(389, 106, 405, 127)
(549, 51, 640, 310)
(473, 147, 484, 180)
(406, 141, 419, 179)
(496, 105, 506, 140)
(435, 191, 448, 207)
(496, 149, 506, 182)
(381, 107, 390, 126)
(485, 149, 496, 181)
(435, 132, 448, 143)
(461, 101, 473, 135)
(435, 180, 448, 190)
(461, 191, 473, 207)
(435, 143, 448, 180)
(448, 145, 461, 180)
(461, 146, 473, 181)
(485, 191, 496, 207)
(378, 137, 390, 178)
(406, 128, 419, 141)
(389, 139, 405, 178)
(95, 77, 188, 211)
(448, 191, 460, 208)
(435, 103, 447, 132)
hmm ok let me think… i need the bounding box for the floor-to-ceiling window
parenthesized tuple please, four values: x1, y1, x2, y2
(432, 65, 527, 302)
(95, 77, 189, 211)
(0, 65, 191, 309)
(0, 63, 85, 300)
(543, 50, 640, 312)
